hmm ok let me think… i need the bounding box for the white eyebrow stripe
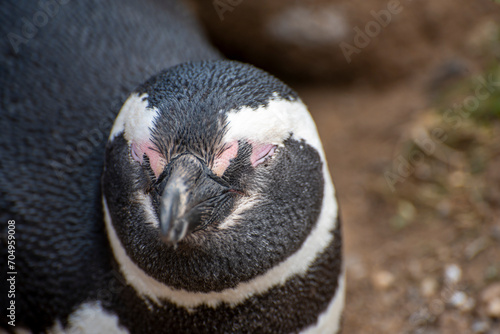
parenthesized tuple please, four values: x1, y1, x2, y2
(224, 99, 324, 159)
(109, 93, 158, 143)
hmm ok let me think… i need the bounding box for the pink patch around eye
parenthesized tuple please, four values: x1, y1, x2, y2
(130, 141, 166, 178)
(213, 141, 239, 177)
(251, 143, 276, 167)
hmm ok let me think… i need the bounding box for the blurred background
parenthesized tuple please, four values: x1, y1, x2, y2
(187, 0, 500, 332)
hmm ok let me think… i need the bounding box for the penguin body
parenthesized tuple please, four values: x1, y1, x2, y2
(0, 1, 344, 333)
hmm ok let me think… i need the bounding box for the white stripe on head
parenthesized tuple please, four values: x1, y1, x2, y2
(109, 93, 167, 177)
(109, 93, 158, 143)
(224, 97, 324, 160)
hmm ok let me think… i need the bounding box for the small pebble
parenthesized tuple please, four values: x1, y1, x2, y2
(421, 277, 438, 297)
(372, 270, 395, 290)
(471, 320, 490, 333)
(445, 264, 462, 285)
(487, 298, 500, 318)
(398, 200, 416, 221)
(481, 283, 500, 303)
(449, 291, 475, 312)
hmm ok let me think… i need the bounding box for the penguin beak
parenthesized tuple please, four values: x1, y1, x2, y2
(159, 154, 230, 245)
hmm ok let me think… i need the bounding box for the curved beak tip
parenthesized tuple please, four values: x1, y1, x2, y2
(159, 217, 189, 245)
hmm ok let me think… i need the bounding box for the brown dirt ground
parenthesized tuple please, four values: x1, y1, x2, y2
(296, 71, 500, 333)
(300, 80, 431, 333)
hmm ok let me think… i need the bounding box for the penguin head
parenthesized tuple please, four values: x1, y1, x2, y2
(103, 61, 329, 293)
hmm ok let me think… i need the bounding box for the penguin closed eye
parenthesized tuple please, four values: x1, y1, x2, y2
(101, 61, 344, 333)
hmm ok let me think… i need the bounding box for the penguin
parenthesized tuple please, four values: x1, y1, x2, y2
(0, 1, 344, 333)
